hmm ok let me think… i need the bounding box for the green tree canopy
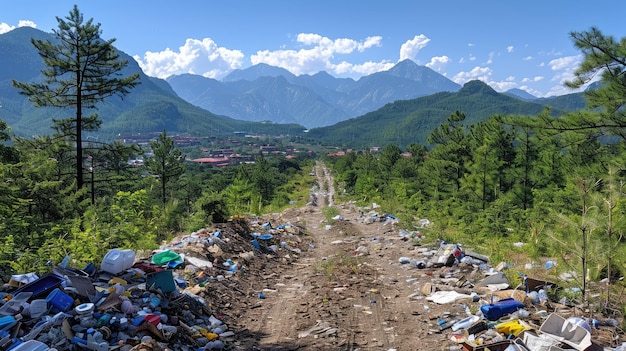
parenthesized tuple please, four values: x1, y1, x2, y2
(144, 131, 185, 204)
(12, 5, 140, 190)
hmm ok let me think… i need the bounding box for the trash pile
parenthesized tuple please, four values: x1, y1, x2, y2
(0, 218, 310, 351)
(402, 241, 626, 351)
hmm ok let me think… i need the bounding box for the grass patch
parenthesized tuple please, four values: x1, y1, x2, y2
(316, 254, 365, 281)
(322, 206, 340, 224)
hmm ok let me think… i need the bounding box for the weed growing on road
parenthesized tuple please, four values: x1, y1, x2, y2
(322, 206, 340, 224)
(316, 254, 365, 281)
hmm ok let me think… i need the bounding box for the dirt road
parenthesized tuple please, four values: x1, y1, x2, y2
(223, 161, 461, 351)
(196, 161, 624, 351)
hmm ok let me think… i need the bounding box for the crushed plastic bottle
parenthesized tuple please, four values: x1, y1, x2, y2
(451, 315, 480, 331)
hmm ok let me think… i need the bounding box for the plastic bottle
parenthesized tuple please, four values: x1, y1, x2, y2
(398, 257, 411, 264)
(280, 241, 301, 254)
(516, 309, 530, 319)
(527, 291, 539, 303)
(537, 289, 548, 303)
(438, 319, 457, 331)
(451, 315, 480, 331)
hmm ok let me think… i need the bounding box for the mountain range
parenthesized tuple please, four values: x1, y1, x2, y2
(0, 27, 304, 139)
(167, 60, 462, 129)
(0, 27, 588, 147)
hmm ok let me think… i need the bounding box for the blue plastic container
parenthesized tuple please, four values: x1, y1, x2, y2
(259, 234, 273, 241)
(45, 288, 74, 312)
(0, 315, 18, 331)
(480, 298, 524, 321)
(11, 274, 64, 301)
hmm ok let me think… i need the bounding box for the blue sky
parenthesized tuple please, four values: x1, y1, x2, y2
(2, 0, 625, 97)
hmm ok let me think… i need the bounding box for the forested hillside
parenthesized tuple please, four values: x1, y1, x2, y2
(304, 80, 562, 148)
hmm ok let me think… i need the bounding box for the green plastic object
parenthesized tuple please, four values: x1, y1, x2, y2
(147, 270, 176, 293)
(152, 250, 181, 266)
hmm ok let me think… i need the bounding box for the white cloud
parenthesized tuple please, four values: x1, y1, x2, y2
(540, 49, 563, 57)
(507, 46, 514, 53)
(549, 55, 581, 71)
(399, 34, 430, 61)
(452, 66, 492, 85)
(18, 20, 36, 28)
(469, 54, 476, 61)
(134, 38, 244, 79)
(452, 66, 519, 92)
(523, 56, 533, 61)
(359, 36, 383, 51)
(425, 56, 451, 72)
(468, 43, 476, 47)
(541, 54, 586, 96)
(545, 69, 589, 97)
(522, 76, 544, 83)
(0, 23, 13, 34)
(486, 52, 494, 65)
(251, 34, 389, 77)
(545, 83, 580, 97)
(335, 60, 395, 76)
(0, 20, 37, 34)
(490, 80, 517, 92)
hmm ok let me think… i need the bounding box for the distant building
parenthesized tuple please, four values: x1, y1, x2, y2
(206, 149, 234, 158)
(190, 157, 230, 167)
(260, 145, 279, 154)
(171, 135, 200, 146)
(117, 133, 200, 147)
(326, 151, 346, 157)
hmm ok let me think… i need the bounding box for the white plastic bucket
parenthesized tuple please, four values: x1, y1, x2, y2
(100, 249, 136, 275)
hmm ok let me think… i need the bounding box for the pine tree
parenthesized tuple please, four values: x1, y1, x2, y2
(144, 131, 185, 204)
(12, 5, 140, 191)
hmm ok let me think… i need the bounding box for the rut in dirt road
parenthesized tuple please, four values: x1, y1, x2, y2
(309, 161, 334, 208)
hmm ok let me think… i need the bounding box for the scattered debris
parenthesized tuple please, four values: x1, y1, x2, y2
(0, 217, 312, 350)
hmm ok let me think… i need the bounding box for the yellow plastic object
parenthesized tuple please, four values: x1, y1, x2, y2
(108, 277, 128, 285)
(205, 332, 219, 341)
(495, 319, 531, 336)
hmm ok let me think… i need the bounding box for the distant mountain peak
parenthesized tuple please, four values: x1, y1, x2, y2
(222, 63, 295, 82)
(458, 80, 499, 96)
(505, 88, 537, 101)
(387, 59, 429, 79)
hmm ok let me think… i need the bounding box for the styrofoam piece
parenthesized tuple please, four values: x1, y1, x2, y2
(539, 313, 591, 351)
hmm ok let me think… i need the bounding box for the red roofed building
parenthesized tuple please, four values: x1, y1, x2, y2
(191, 157, 231, 167)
